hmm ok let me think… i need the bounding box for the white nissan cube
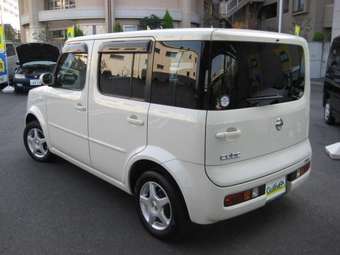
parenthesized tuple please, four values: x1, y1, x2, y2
(24, 28, 312, 239)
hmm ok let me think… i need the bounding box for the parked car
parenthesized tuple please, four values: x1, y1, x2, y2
(323, 36, 340, 124)
(23, 29, 312, 239)
(0, 42, 18, 90)
(13, 43, 59, 93)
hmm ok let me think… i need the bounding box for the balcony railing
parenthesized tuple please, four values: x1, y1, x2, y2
(221, 0, 264, 18)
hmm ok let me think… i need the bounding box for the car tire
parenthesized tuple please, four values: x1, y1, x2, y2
(135, 171, 190, 240)
(324, 99, 336, 125)
(14, 86, 22, 94)
(23, 121, 53, 162)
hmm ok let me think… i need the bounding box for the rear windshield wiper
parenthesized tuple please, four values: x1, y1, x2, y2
(246, 94, 284, 103)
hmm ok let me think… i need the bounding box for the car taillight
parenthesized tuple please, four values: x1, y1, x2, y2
(287, 161, 311, 182)
(224, 185, 265, 207)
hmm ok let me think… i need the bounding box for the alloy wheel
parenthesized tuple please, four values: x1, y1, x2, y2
(139, 181, 172, 231)
(27, 128, 48, 159)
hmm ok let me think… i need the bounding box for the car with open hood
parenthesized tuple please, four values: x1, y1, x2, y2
(13, 43, 59, 93)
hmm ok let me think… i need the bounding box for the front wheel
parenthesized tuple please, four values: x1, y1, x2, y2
(135, 171, 190, 240)
(23, 121, 53, 162)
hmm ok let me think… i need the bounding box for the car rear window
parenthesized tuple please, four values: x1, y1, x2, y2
(208, 41, 305, 110)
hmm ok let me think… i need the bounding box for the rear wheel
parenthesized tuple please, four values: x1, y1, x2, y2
(24, 121, 53, 162)
(135, 171, 189, 240)
(324, 99, 336, 125)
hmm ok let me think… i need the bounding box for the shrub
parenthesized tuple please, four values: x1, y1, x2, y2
(313, 32, 325, 42)
(162, 10, 174, 28)
(113, 22, 123, 32)
(139, 15, 162, 30)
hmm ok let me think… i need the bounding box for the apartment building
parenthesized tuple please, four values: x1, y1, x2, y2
(19, 0, 205, 46)
(0, 0, 20, 30)
(332, 0, 340, 39)
(221, 0, 334, 41)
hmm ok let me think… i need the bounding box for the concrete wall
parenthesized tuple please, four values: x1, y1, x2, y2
(332, 0, 340, 40)
(309, 42, 331, 79)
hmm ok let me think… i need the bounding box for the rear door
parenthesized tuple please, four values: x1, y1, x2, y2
(88, 39, 152, 183)
(206, 32, 309, 169)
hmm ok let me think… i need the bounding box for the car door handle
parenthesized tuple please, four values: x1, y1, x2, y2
(127, 115, 144, 126)
(216, 128, 242, 140)
(75, 103, 86, 112)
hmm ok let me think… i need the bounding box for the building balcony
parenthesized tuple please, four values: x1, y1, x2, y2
(221, 0, 264, 18)
(38, 7, 201, 24)
(39, 8, 105, 22)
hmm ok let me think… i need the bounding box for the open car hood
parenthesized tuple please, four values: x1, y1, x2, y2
(16, 43, 60, 65)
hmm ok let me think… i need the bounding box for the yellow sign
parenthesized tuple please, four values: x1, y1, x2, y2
(0, 25, 5, 53)
(66, 26, 75, 39)
(0, 58, 5, 73)
(294, 25, 301, 36)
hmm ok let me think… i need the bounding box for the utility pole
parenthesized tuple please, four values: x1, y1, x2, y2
(106, 0, 115, 33)
(106, 0, 112, 33)
(278, 0, 283, 32)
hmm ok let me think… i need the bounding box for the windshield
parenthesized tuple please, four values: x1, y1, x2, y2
(22, 61, 56, 75)
(209, 41, 305, 110)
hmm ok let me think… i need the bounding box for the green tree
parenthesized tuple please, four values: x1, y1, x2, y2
(139, 15, 161, 30)
(4, 24, 18, 42)
(74, 25, 84, 37)
(162, 10, 174, 28)
(113, 22, 123, 32)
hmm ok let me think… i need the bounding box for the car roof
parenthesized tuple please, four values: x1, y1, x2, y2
(66, 28, 304, 44)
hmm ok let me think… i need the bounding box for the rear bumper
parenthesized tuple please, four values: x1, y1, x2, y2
(164, 139, 312, 225)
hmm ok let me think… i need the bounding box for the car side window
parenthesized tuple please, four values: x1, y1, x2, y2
(151, 41, 206, 109)
(54, 53, 88, 90)
(99, 53, 148, 100)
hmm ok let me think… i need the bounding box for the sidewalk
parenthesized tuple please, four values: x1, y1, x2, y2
(311, 78, 324, 86)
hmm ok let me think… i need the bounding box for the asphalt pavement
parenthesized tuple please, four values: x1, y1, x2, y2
(0, 83, 339, 255)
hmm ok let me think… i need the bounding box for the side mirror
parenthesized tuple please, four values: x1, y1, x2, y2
(40, 73, 54, 86)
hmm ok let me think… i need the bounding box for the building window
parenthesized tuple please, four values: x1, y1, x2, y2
(48, 30, 65, 39)
(165, 51, 177, 58)
(122, 25, 138, 32)
(283, 0, 289, 13)
(261, 3, 277, 19)
(47, 0, 75, 10)
(99, 53, 148, 100)
(293, 0, 305, 13)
